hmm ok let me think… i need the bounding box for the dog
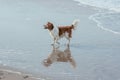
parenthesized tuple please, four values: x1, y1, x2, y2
(44, 19, 79, 45)
(43, 45, 76, 68)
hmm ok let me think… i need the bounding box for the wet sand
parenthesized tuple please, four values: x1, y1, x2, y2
(0, 65, 45, 80)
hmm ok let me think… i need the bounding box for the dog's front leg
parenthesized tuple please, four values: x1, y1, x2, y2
(52, 37, 60, 46)
(51, 38, 55, 46)
(55, 37, 60, 45)
(56, 38, 60, 45)
(53, 38, 56, 45)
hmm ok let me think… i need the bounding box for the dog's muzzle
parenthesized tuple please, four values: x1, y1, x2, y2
(44, 25, 48, 29)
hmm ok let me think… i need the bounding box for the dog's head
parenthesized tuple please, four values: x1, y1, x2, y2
(44, 22, 54, 31)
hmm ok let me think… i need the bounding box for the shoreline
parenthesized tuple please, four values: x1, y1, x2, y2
(0, 65, 50, 80)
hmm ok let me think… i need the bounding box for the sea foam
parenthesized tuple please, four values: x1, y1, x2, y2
(89, 12, 120, 35)
(74, 0, 120, 35)
(74, 0, 120, 12)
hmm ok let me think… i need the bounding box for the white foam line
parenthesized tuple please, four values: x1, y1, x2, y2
(73, 0, 120, 13)
(0, 69, 22, 75)
(31, 76, 44, 80)
(98, 25, 120, 35)
(89, 13, 120, 35)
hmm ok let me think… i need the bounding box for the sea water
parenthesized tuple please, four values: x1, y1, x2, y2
(74, 0, 120, 35)
(0, 0, 120, 80)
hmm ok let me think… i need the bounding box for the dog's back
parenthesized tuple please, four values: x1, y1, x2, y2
(58, 25, 73, 38)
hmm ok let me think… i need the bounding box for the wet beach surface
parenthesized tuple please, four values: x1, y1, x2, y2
(0, 0, 120, 80)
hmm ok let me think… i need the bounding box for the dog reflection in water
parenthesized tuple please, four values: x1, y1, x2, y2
(43, 45, 76, 68)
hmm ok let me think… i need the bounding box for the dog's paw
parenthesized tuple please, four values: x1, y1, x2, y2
(51, 43, 54, 46)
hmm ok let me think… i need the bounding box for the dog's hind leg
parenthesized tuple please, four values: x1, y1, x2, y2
(67, 38, 70, 46)
(65, 33, 70, 46)
(65, 37, 70, 46)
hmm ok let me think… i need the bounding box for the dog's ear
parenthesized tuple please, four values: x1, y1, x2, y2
(47, 22, 54, 30)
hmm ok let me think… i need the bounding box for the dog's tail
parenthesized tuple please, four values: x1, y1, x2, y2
(72, 19, 80, 30)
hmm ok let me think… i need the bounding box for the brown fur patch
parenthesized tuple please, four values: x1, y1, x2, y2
(58, 25, 74, 38)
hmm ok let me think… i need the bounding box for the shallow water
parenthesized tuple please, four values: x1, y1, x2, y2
(0, 0, 120, 80)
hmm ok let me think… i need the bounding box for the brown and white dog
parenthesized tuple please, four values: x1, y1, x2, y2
(44, 19, 79, 45)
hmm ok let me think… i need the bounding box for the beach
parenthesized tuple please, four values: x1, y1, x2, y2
(0, 65, 47, 80)
(0, 0, 120, 80)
